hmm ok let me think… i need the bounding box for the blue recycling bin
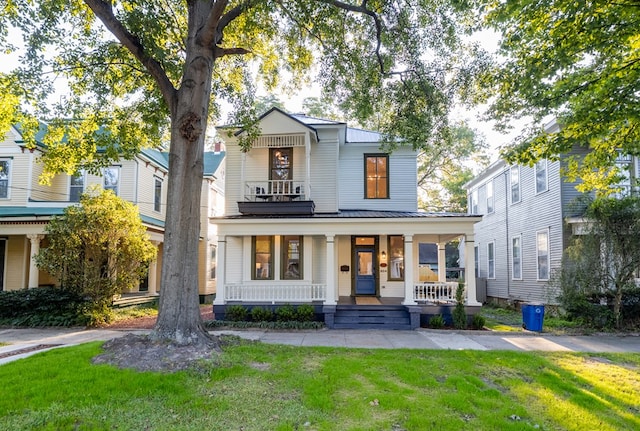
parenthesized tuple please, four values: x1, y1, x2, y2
(522, 303, 545, 332)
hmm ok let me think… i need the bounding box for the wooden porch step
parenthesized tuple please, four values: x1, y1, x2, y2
(332, 305, 412, 330)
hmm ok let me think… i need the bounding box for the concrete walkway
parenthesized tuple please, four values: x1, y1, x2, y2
(1, 327, 640, 365)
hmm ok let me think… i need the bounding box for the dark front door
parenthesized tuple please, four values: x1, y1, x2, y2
(355, 247, 376, 295)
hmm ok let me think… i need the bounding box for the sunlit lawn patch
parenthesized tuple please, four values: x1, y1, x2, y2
(0, 342, 638, 430)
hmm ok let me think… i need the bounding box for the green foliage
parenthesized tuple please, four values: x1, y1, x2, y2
(35, 189, 157, 315)
(483, 0, 640, 192)
(250, 306, 274, 322)
(205, 319, 325, 330)
(429, 314, 446, 329)
(452, 282, 467, 329)
(224, 305, 248, 322)
(275, 303, 296, 322)
(555, 196, 640, 328)
(295, 304, 316, 322)
(0, 287, 92, 327)
(471, 314, 486, 330)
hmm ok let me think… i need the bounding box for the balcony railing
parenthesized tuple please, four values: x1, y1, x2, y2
(414, 281, 463, 303)
(224, 283, 327, 302)
(245, 180, 306, 202)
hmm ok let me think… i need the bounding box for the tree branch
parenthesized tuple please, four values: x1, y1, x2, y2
(214, 47, 252, 57)
(83, 0, 177, 111)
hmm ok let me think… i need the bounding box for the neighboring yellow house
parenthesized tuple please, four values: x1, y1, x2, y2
(0, 124, 225, 301)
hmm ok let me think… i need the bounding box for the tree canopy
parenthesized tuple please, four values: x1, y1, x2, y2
(1, 1, 488, 344)
(483, 0, 640, 194)
(36, 188, 157, 318)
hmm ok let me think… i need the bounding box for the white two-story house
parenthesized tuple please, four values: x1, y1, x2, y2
(0, 123, 225, 301)
(212, 108, 482, 329)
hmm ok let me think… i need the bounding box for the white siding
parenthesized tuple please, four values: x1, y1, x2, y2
(310, 132, 339, 212)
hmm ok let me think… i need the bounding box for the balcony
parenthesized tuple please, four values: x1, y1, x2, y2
(238, 180, 315, 215)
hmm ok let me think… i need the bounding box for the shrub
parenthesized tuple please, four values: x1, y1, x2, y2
(275, 303, 296, 322)
(250, 306, 274, 322)
(225, 305, 248, 322)
(0, 287, 92, 327)
(452, 282, 467, 329)
(295, 304, 315, 322)
(429, 314, 445, 329)
(471, 314, 486, 330)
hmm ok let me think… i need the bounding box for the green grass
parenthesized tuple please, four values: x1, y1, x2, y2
(480, 305, 587, 334)
(108, 304, 158, 322)
(1, 341, 639, 430)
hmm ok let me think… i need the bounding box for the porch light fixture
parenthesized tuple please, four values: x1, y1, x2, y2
(381, 251, 387, 261)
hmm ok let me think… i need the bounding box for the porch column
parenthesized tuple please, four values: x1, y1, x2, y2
(464, 234, 481, 306)
(27, 234, 44, 288)
(213, 235, 227, 305)
(402, 234, 416, 305)
(147, 241, 160, 295)
(325, 234, 337, 305)
(437, 242, 447, 282)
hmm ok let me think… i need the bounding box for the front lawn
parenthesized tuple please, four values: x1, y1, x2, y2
(0, 340, 639, 430)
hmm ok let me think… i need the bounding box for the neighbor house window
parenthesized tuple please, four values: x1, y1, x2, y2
(474, 244, 479, 278)
(486, 180, 494, 214)
(252, 236, 274, 280)
(487, 241, 495, 279)
(510, 166, 521, 204)
(69, 171, 85, 202)
(365, 154, 388, 199)
(537, 229, 549, 280)
(103, 166, 120, 195)
(209, 244, 217, 280)
(0, 159, 11, 199)
(535, 160, 548, 194)
(614, 152, 633, 197)
(154, 177, 162, 212)
(470, 189, 478, 214)
(281, 235, 303, 280)
(512, 235, 522, 280)
(388, 235, 404, 281)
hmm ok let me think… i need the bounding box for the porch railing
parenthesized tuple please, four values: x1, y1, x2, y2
(245, 180, 306, 201)
(224, 283, 326, 302)
(414, 281, 464, 303)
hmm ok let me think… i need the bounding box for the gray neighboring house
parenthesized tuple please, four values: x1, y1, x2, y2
(464, 119, 640, 305)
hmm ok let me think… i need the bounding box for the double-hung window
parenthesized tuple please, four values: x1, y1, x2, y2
(487, 242, 495, 279)
(537, 229, 550, 280)
(0, 159, 10, 199)
(69, 171, 85, 202)
(388, 235, 404, 281)
(512, 235, 522, 280)
(209, 244, 217, 280)
(510, 166, 521, 204)
(154, 177, 162, 212)
(252, 236, 274, 280)
(282, 236, 303, 280)
(486, 180, 494, 213)
(470, 189, 478, 214)
(365, 154, 389, 199)
(103, 167, 120, 195)
(535, 160, 548, 194)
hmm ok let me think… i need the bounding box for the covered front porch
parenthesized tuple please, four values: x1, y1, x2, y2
(213, 211, 482, 328)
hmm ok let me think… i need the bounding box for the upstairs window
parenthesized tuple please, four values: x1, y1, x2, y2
(69, 171, 85, 202)
(486, 180, 494, 214)
(365, 154, 389, 199)
(103, 167, 120, 195)
(154, 177, 162, 212)
(535, 160, 548, 194)
(510, 166, 521, 204)
(0, 159, 10, 199)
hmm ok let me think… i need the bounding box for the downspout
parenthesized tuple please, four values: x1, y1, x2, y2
(504, 167, 511, 300)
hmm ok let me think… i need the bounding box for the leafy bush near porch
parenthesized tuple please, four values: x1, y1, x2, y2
(225, 305, 248, 322)
(452, 282, 467, 329)
(471, 314, 486, 330)
(275, 304, 297, 322)
(294, 304, 315, 322)
(429, 314, 445, 329)
(250, 307, 274, 322)
(0, 287, 92, 327)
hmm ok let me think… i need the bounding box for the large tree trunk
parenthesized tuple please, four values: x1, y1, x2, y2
(152, 2, 218, 345)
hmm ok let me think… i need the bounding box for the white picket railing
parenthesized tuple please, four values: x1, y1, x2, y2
(414, 281, 464, 303)
(224, 283, 326, 302)
(245, 180, 306, 201)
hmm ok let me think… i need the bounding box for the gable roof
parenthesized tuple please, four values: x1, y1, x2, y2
(204, 151, 225, 176)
